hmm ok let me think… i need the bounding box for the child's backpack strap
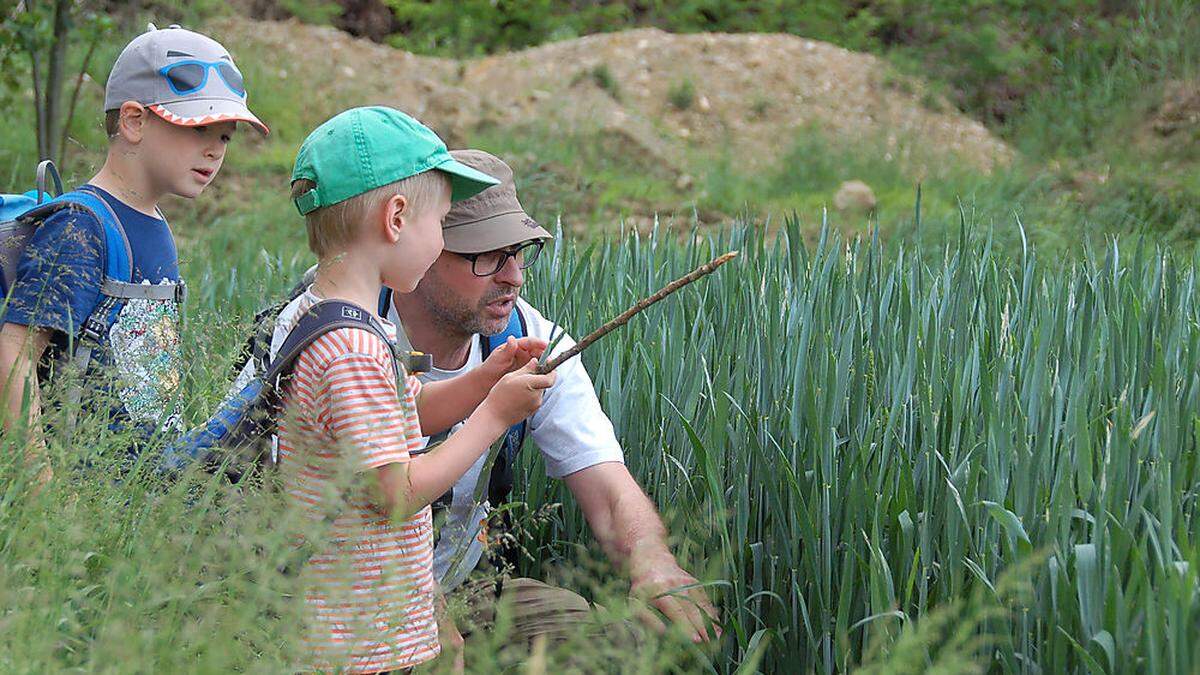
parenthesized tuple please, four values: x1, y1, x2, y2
(267, 300, 401, 386)
(377, 286, 393, 316)
(259, 300, 404, 464)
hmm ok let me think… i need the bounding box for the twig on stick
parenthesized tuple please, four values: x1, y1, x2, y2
(538, 250, 739, 374)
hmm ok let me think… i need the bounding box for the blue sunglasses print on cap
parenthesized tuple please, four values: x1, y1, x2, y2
(159, 59, 246, 98)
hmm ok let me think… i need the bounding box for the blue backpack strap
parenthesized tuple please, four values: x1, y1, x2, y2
(58, 186, 133, 282)
(16, 189, 131, 332)
(15, 187, 135, 430)
(481, 305, 529, 505)
(377, 287, 393, 316)
(18, 187, 132, 282)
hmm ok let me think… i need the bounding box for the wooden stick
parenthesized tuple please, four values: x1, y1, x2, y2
(538, 250, 739, 374)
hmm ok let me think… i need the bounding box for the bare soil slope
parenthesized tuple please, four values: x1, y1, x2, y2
(215, 18, 1012, 178)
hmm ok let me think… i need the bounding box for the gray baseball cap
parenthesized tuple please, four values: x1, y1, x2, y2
(105, 25, 268, 135)
(442, 150, 551, 254)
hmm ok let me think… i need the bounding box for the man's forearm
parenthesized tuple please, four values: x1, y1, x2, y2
(565, 462, 676, 573)
(566, 461, 721, 642)
(606, 489, 673, 574)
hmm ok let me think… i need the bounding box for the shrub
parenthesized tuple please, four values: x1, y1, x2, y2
(667, 78, 695, 110)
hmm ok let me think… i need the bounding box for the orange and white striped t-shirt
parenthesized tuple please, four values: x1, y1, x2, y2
(276, 292, 439, 673)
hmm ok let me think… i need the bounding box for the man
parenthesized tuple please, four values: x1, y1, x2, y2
(389, 149, 719, 646)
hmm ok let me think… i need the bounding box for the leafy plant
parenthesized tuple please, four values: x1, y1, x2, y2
(590, 63, 620, 100)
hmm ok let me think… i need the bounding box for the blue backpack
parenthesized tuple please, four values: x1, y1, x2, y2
(0, 161, 186, 425)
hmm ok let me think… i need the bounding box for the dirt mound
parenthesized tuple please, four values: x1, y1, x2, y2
(461, 28, 1012, 173)
(215, 18, 1012, 176)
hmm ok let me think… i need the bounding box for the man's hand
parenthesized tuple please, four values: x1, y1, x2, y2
(630, 558, 721, 643)
(565, 463, 722, 644)
(478, 336, 548, 383)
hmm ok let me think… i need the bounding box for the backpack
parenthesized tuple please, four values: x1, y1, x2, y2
(0, 160, 187, 427)
(160, 298, 426, 481)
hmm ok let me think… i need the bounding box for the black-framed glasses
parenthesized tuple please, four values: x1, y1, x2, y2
(454, 240, 545, 277)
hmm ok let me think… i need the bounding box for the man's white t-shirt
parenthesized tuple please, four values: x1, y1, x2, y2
(387, 298, 625, 590)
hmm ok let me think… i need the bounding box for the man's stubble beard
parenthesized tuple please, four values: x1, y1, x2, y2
(418, 279, 513, 338)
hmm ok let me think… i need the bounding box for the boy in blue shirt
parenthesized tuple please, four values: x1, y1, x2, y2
(0, 25, 267, 482)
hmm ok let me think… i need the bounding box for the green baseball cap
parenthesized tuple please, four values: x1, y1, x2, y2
(291, 106, 499, 215)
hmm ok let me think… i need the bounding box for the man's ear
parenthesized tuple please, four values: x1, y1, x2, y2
(117, 102, 149, 144)
(383, 193, 410, 244)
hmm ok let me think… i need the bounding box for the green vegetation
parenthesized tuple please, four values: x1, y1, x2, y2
(5, 213, 1200, 671)
(516, 218, 1200, 671)
(666, 77, 695, 111)
(588, 63, 620, 100)
(1, 2, 1199, 669)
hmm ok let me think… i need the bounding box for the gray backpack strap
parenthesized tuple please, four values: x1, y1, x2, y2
(35, 160, 63, 203)
(64, 294, 122, 431)
(266, 300, 404, 392)
(100, 278, 187, 302)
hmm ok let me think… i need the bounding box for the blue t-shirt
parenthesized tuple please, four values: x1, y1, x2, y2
(2, 185, 184, 433)
(2, 185, 179, 336)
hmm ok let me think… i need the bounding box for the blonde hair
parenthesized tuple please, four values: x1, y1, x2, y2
(292, 170, 451, 259)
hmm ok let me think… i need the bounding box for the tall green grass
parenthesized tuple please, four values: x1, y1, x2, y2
(4, 203, 1200, 671)
(515, 216, 1200, 671)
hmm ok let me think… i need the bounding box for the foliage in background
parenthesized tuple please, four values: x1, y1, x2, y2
(0, 0, 112, 165)
(256, 0, 1198, 242)
(0, 0, 1195, 245)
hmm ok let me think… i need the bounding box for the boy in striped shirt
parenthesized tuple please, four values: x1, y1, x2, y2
(280, 106, 556, 673)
